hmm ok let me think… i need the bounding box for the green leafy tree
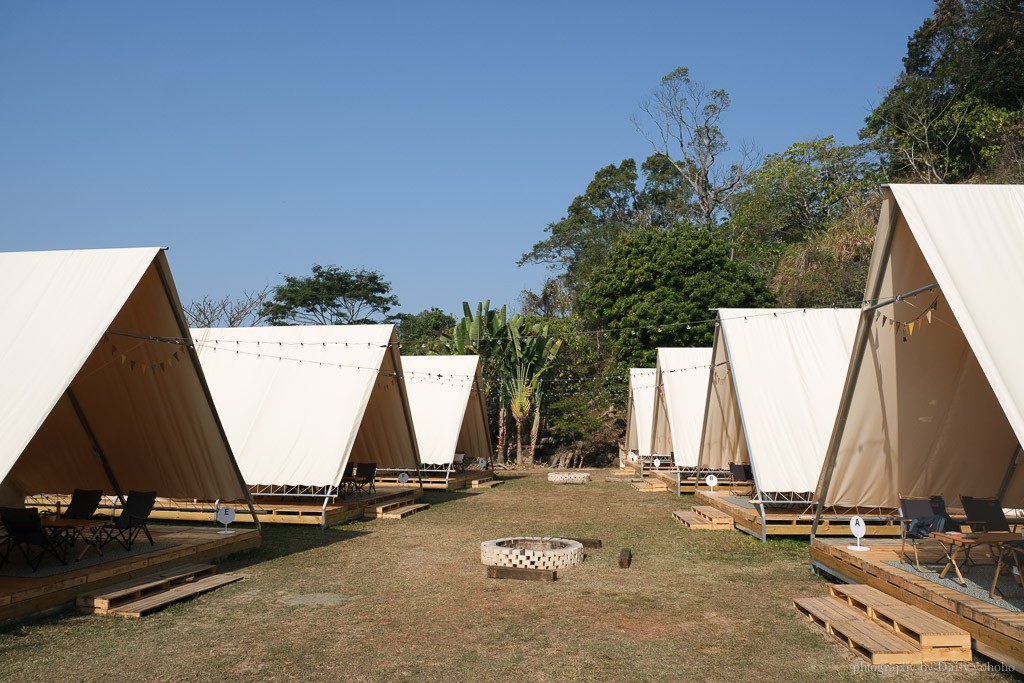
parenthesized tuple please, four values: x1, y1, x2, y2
(730, 137, 881, 276)
(578, 222, 774, 367)
(863, 0, 1024, 182)
(261, 265, 400, 325)
(519, 160, 642, 298)
(394, 307, 456, 355)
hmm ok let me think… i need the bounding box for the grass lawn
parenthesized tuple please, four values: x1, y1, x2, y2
(0, 471, 1012, 681)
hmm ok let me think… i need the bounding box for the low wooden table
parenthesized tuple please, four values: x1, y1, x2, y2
(930, 531, 1024, 598)
(42, 517, 107, 561)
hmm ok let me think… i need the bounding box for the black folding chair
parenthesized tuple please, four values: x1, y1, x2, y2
(62, 489, 103, 520)
(0, 507, 68, 571)
(898, 495, 949, 570)
(352, 463, 377, 495)
(961, 495, 1024, 598)
(101, 491, 156, 551)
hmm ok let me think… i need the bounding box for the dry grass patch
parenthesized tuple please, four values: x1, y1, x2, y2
(0, 471, 1012, 681)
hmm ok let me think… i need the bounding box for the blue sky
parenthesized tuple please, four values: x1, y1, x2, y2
(0, 1, 934, 318)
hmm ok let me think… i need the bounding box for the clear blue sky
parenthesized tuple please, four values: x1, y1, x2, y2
(0, 1, 934, 318)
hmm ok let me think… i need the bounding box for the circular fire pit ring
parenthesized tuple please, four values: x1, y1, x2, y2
(480, 536, 584, 570)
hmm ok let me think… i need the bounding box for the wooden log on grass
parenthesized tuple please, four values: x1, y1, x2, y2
(486, 566, 557, 582)
(619, 548, 632, 569)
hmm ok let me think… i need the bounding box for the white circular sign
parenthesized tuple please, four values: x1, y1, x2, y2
(398, 472, 411, 485)
(653, 458, 661, 469)
(705, 474, 718, 489)
(850, 515, 866, 539)
(216, 507, 236, 525)
(629, 453, 638, 463)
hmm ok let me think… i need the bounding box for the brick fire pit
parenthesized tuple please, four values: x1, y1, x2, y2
(547, 471, 591, 484)
(480, 537, 584, 571)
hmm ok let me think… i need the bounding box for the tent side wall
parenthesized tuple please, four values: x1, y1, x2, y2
(823, 206, 1019, 509)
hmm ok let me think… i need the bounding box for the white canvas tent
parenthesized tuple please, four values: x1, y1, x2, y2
(815, 185, 1024, 523)
(0, 248, 252, 512)
(697, 308, 859, 504)
(192, 324, 421, 496)
(401, 355, 491, 473)
(651, 347, 713, 469)
(624, 369, 657, 461)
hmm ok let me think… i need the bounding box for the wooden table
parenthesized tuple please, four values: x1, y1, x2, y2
(41, 517, 107, 561)
(930, 531, 1024, 598)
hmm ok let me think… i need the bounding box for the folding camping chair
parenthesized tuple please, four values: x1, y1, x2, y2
(898, 495, 950, 570)
(100, 491, 157, 551)
(961, 495, 1024, 597)
(0, 506, 68, 571)
(351, 463, 377, 495)
(61, 488, 103, 520)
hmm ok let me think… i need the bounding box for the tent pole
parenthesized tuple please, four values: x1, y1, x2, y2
(152, 253, 261, 531)
(812, 189, 900, 540)
(66, 388, 126, 505)
(997, 444, 1023, 501)
(865, 282, 938, 311)
(390, 340, 424, 490)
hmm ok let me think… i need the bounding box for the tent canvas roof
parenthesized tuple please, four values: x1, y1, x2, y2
(819, 184, 1024, 510)
(625, 369, 656, 457)
(0, 248, 248, 503)
(192, 324, 421, 489)
(651, 347, 713, 468)
(698, 308, 859, 498)
(401, 355, 491, 467)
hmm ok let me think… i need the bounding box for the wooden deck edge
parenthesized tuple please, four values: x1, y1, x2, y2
(809, 543, 1024, 669)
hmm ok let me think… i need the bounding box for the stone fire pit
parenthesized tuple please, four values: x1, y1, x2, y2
(547, 471, 591, 484)
(480, 537, 584, 571)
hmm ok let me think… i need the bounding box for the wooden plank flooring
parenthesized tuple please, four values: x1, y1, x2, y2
(692, 491, 901, 538)
(810, 536, 1024, 670)
(0, 525, 259, 623)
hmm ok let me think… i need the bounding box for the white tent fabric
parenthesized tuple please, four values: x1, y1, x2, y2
(192, 325, 420, 490)
(651, 348, 713, 467)
(401, 355, 491, 467)
(0, 248, 248, 501)
(624, 369, 656, 457)
(820, 185, 1024, 510)
(698, 308, 859, 497)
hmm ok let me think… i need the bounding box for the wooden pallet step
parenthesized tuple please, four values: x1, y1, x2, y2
(106, 573, 244, 618)
(671, 510, 728, 530)
(828, 584, 970, 652)
(630, 481, 667, 493)
(77, 563, 218, 612)
(372, 496, 417, 513)
(794, 597, 921, 665)
(471, 479, 503, 489)
(691, 505, 734, 525)
(379, 503, 430, 520)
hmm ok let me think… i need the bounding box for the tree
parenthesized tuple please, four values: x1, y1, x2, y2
(729, 137, 881, 276)
(184, 285, 272, 328)
(863, 0, 1024, 182)
(504, 319, 561, 466)
(394, 307, 456, 355)
(519, 160, 642, 298)
(261, 265, 399, 326)
(634, 67, 759, 230)
(577, 222, 775, 367)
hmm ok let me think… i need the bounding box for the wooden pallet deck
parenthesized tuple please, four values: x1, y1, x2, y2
(364, 494, 431, 520)
(375, 470, 489, 491)
(77, 562, 242, 617)
(32, 488, 423, 527)
(810, 536, 1024, 670)
(691, 490, 901, 538)
(0, 525, 260, 624)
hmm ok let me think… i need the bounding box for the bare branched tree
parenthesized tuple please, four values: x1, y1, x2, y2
(184, 285, 273, 328)
(633, 67, 759, 231)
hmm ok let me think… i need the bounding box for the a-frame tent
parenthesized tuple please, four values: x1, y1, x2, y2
(191, 324, 422, 499)
(695, 308, 859, 537)
(0, 248, 254, 517)
(651, 347, 713, 470)
(814, 185, 1024, 527)
(623, 368, 657, 465)
(401, 354, 492, 481)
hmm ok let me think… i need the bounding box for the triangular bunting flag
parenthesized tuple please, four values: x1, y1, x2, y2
(908, 321, 915, 335)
